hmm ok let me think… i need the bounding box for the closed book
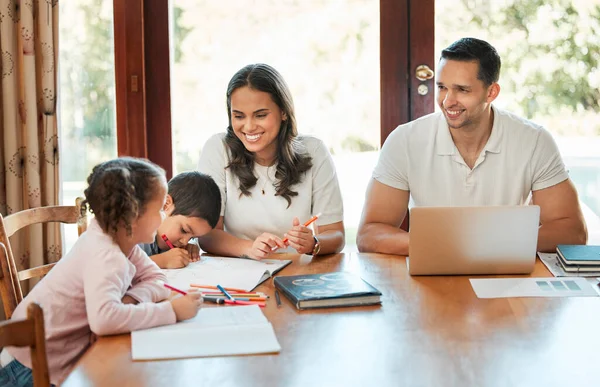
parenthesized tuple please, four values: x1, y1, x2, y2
(556, 254, 600, 273)
(556, 245, 600, 266)
(273, 272, 382, 310)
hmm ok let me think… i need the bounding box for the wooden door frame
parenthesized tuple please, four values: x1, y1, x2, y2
(113, 0, 173, 179)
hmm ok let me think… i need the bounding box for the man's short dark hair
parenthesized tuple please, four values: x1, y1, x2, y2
(168, 171, 221, 229)
(441, 37, 501, 86)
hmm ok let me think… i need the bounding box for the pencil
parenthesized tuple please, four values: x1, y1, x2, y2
(217, 284, 235, 300)
(224, 299, 266, 308)
(200, 292, 267, 298)
(202, 295, 267, 302)
(275, 289, 282, 308)
(189, 284, 248, 293)
(272, 213, 322, 251)
(163, 282, 187, 296)
(161, 234, 175, 249)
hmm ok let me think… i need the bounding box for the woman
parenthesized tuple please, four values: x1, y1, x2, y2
(197, 63, 344, 259)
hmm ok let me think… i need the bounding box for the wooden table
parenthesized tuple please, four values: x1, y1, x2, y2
(63, 253, 600, 387)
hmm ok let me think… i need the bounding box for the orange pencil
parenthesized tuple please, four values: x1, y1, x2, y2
(273, 212, 321, 250)
(189, 284, 247, 293)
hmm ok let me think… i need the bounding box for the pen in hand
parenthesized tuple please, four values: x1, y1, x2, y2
(271, 212, 322, 251)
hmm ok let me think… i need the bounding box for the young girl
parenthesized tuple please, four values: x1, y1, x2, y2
(0, 157, 202, 386)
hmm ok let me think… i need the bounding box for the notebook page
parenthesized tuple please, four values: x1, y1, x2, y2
(131, 305, 280, 360)
(163, 256, 281, 291)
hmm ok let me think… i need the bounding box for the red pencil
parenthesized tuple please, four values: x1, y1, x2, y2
(163, 282, 187, 296)
(161, 234, 175, 249)
(223, 299, 266, 308)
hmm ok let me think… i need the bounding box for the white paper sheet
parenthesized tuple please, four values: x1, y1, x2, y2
(469, 277, 600, 298)
(162, 256, 290, 292)
(131, 305, 281, 360)
(538, 252, 600, 277)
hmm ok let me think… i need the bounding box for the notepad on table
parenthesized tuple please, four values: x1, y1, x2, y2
(163, 256, 291, 292)
(131, 305, 280, 360)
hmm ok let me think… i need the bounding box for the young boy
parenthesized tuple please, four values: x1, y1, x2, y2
(140, 171, 221, 268)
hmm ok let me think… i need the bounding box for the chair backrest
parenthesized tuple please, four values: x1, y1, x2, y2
(0, 302, 50, 386)
(0, 198, 88, 318)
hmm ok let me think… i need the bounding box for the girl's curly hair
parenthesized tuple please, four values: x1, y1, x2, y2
(81, 157, 166, 238)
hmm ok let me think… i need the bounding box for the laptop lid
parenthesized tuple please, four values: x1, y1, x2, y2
(407, 206, 540, 275)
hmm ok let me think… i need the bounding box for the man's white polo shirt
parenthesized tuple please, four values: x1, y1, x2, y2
(372, 106, 569, 206)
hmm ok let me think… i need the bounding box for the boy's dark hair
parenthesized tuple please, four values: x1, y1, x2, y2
(441, 37, 501, 86)
(168, 171, 221, 229)
(82, 157, 166, 237)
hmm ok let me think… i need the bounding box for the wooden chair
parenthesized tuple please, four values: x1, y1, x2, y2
(0, 198, 88, 318)
(0, 303, 50, 386)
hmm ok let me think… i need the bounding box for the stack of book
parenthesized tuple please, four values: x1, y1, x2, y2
(556, 245, 600, 273)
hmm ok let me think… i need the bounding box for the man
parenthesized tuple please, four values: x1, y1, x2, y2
(357, 37, 587, 255)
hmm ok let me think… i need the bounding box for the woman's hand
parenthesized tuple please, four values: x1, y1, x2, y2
(285, 217, 316, 255)
(246, 233, 287, 259)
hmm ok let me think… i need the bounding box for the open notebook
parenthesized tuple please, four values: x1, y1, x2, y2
(131, 305, 280, 360)
(162, 256, 291, 292)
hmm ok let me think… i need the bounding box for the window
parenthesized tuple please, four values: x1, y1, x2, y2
(170, 0, 380, 249)
(59, 0, 117, 249)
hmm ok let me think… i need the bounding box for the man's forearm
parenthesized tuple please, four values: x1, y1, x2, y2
(357, 223, 410, 256)
(537, 218, 587, 253)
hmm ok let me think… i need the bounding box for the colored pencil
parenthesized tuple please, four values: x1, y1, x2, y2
(189, 284, 247, 293)
(272, 213, 321, 250)
(161, 234, 175, 249)
(217, 284, 235, 300)
(163, 282, 187, 296)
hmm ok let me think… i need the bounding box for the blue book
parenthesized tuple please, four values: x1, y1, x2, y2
(273, 272, 382, 310)
(556, 245, 600, 266)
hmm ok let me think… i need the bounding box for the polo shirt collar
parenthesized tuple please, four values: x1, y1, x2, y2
(435, 105, 503, 156)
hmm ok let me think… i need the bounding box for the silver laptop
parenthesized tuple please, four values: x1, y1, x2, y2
(407, 206, 540, 275)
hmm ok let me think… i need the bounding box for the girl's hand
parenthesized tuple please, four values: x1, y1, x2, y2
(185, 243, 201, 262)
(246, 233, 287, 260)
(170, 292, 202, 321)
(121, 295, 139, 305)
(152, 248, 190, 269)
(285, 217, 316, 255)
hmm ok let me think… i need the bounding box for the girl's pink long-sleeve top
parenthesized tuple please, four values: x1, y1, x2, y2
(7, 219, 176, 385)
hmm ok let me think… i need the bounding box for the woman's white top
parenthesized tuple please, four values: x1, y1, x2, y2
(198, 133, 344, 241)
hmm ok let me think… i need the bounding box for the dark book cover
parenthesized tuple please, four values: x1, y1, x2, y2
(273, 272, 382, 310)
(557, 245, 600, 265)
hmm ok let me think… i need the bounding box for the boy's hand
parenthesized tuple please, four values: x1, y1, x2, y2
(186, 243, 201, 262)
(152, 249, 191, 269)
(170, 292, 202, 321)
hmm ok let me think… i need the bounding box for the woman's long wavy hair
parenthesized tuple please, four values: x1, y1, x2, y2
(225, 63, 312, 207)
